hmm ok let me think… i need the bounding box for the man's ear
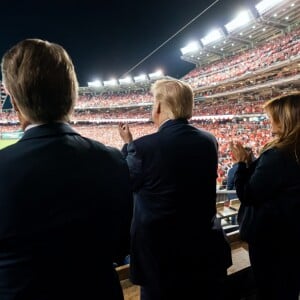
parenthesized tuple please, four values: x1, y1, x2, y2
(156, 101, 161, 114)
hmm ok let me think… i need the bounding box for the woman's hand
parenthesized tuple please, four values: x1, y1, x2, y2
(230, 141, 252, 164)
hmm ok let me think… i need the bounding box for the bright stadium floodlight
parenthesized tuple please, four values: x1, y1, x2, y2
(103, 78, 118, 86)
(256, 0, 284, 15)
(87, 80, 102, 87)
(225, 10, 252, 33)
(201, 29, 223, 46)
(133, 74, 148, 83)
(119, 76, 133, 85)
(148, 70, 163, 79)
(180, 41, 200, 55)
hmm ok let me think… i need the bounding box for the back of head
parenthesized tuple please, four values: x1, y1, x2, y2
(151, 78, 194, 119)
(1, 38, 78, 123)
(263, 92, 300, 155)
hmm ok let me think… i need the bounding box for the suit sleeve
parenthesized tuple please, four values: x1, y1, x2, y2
(108, 147, 134, 265)
(226, 167, 235, 190)
(121, 142, 144, 192)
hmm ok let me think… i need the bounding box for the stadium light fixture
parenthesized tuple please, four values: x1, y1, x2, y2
(119, 76, 133, 85)
(87, 80, 102, 87)
(225, 10, 252, 33)
(133, 74, 148, 83)
(103, 79, 118, 86)
(255, 0, 284, 15)
(148, 70, 163, 79)
(180, 41, 200, 55)
(201, 29, 223, 46)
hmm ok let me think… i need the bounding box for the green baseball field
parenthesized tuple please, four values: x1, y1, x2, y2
(0, 139, 18, 150)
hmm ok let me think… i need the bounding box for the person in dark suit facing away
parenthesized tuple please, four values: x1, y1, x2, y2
(0, 39, 133, 300)
(227, 146, 255, 201)
(231, 93, 300, 300)
(118, 79, 232, 300)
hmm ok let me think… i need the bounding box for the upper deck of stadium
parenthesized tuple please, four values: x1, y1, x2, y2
(75, 0, 299, 95)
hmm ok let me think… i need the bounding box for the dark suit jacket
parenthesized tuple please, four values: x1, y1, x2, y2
(0, 123, 133, 300)
(227, 163, 238, 200)
(235, 147, 300, 298)
(235, 147, 300, 245)
(121, 119, 232, 287)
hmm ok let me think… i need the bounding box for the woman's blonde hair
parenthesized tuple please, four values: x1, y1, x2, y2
(1, 38, 78, 123)
(262, 93, 300, 163)
(151, 79, 194, 119)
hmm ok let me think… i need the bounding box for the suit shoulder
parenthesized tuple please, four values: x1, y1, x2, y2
(83, 137, 123, 156)
(195, 127, 217, 143)
(198, 127, 215, 137)
(132, 132, 158, 146)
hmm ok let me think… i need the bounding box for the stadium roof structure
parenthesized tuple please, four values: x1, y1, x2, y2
(79, 75, 175, 95)
(180, 0, 300, 68)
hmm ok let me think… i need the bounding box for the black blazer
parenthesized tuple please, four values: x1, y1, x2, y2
(0, 123, 133, 300)
(122, 119, 232, 286)
(235, 147, 300, 245)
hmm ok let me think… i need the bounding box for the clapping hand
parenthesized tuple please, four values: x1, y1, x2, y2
(230, 141, 252, 165)
(118, 122, 133, 144)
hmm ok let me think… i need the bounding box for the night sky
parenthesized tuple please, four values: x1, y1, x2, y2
(0, 0, 256, 86)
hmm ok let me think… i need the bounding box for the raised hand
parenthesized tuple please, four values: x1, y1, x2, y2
(230, 141, 250, 164)
(118, 122, 133, 144)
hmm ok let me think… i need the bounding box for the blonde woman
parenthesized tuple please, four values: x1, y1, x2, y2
(231, 93, 300, 300)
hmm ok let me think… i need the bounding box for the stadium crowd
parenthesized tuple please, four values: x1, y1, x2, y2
(0, 97, 272, 187)
(0, 0, 300, 297)
(0, 24, 298, 196)
(183, 29, 300, 89)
